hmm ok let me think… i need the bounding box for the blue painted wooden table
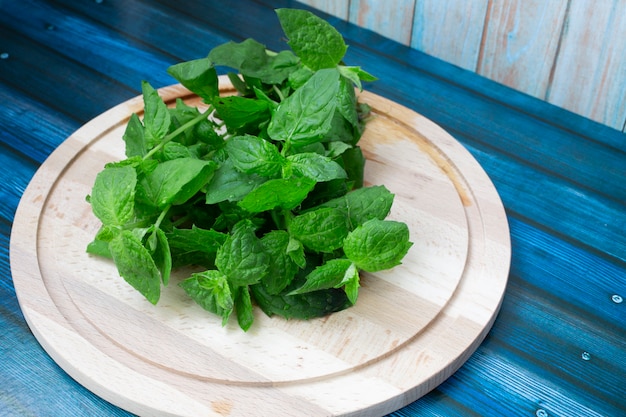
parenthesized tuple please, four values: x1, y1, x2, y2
(1, 0, 624, 416)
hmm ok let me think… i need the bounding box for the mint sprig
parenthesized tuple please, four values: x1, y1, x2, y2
(87, 8, 411, 331)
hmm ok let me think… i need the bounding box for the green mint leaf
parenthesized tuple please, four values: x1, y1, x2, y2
(289, 206, 349, 252)
(251, 283, 350, 320)
(289, 258, 353, 295)
(318, 185, 394, 228)
(179, 270, 233, 325)
(344, 219, 413, 272)
(226, 135, 284, 177)
(86, 239, 111, 258)
(86, 225, 117, 258)
(238, 176, 316, 213)
(194, 118, 224, 148)
(326, 141, 352, 158)
(267, 68, 340, 146)
(213, 96, 270, 133)
(336, 75, 360, 131)
(216, 220, 268, 287)
(287, 236, 307, 268)
(129, 226, 151, 243)
(343, 262, 360, 304)
(167, 57, 219, 102)
(227, 72, 249, 95)
(109, 230, 161, 304)
(105, 157, 159, 181)
(288, 66, 314, 89)
(341, 146, 365, 188)
(276, 8, 347, 70)
(234, 286, 254, 331)
(299, 178, 348, 210)
(167, 225, 227, 254)
(259, 230, 301, 294)
(253, 86, 279, 111)
(208, 39, 298, 84)
(161, 141, 194, 161)
(338, 65, 378, 91)
(168, 99, 203, 146)
(142, 81, 171, 147)
(103, 155, 141, 170)
(150, 227, 172, 286)
(266, 50, 300, 83)
(325, 110, 357, 145)
(205, 158, 267, 204)
(90, 165, 137, 226)
(123, 113, 147, 158)
(208, 38, 266, 75)
(212, 202, 254, 232)
(291, 142, 326, 155)
(286, 152, 347, 182)
(137, 158, 217, 209)
(248, 49, 300, 85)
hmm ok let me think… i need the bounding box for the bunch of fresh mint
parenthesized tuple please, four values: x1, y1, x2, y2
(87, 8, 412, 331)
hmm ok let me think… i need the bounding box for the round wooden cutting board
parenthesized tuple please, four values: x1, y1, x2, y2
(10, 78, 510, 417)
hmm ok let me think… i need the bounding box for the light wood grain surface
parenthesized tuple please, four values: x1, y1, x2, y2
(412, 0, 489, 72)
(11, 80, 510, 416)
(547, 0, 626, 131)
(349, 0, 416, 45)
(297, 0, 626, 133)
(477, 0, 568, 99)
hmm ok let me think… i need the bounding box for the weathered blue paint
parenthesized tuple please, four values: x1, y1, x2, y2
(0, 0, 624, 416)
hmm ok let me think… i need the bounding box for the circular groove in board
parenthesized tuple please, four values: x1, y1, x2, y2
(11, 78, 510, 416)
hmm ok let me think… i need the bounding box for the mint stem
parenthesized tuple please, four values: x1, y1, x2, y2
(272, 85, 285, 102)
(144, 108, 212, 160)
(154, 204, 172, 230)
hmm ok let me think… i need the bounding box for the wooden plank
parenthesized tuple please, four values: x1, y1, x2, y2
(461, 139, 626, 264)
(411, 0, 489, 72)
(295, 0, 350, 19)
(507, 217, 626, 333)
(60, 0, 286, 60)
(547, 0, 626, 131)
(0, 25, 135, 122)
(0, 145, 38, 223)
(53, 0, 232, 62)
(1, 0, 176, 90)
(491, 280, 626, 412)
(0, 83, 78, 163)
(0, 220, 14, 287)
(348, 0, 416, 45)
(453, 285, 626, 417)
(477, 0, 568, 99)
